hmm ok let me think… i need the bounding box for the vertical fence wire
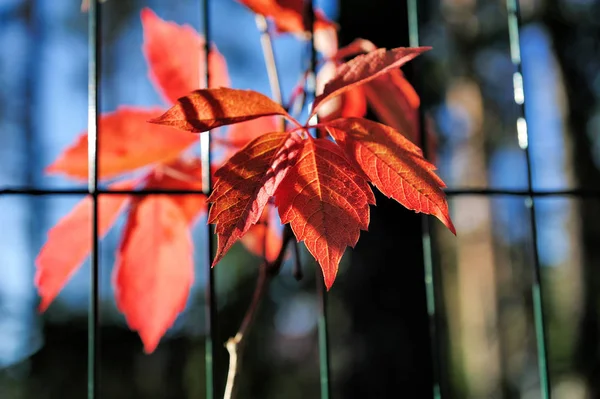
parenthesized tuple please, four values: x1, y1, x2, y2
(86, 1, 101, 398)
(201, 0, 218, 397)
(505, 1, 551, 397)
(407, 1, 443, 398)
(305, 0, 331, 397)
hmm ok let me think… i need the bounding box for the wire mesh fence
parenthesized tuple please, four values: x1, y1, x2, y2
(1, 0, 599, 398)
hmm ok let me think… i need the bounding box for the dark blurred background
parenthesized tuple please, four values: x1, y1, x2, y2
(1, 0, 600, 398)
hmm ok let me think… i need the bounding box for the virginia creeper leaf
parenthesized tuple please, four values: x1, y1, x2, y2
(141, 8, 230, 105)
(363, 69, 419, 143)
(311, 46, 430, 117)
(148, 88, 295, 133)
(323, 117, 455, 234)
(47, 107, 197, 180)
(208, 132, 302, 265)
(240, 204, 283, 263)
(237, 0, 334, 34)
(316, 60, 366, 122)
(331, 38, 377, 61)
(143, 159, 207, 224)
(35, 179, 135, 312)
(274, 137, 375, 289)
(114, 195, 194, 354)
(222, 116, 280, 149)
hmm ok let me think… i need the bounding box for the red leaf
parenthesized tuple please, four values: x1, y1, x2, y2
(331, 38, 377, 61)
(274, 137, 375, 289)
(141, 8, 230, 105)
(222, 116, 280, 149)
(323, 117, 455, 234)
(148, 88, 295, 133)
(311, 46, 430, 117)
(35, 179, 135, 312)
(316, 61, 367, 122)
(237, 0, 334, 34)
(143, 159, 207, 224)
(363, 70, 419, 143)
(47, 107, 197, 180)
(114, 195, 194, 354)
(208, 132, 302, 265)
(240, 204, 283, 262)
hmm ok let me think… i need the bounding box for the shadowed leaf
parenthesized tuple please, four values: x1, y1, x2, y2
(149, 88, 295, 133)
(311, 46, 430, 117)
(208, 132, 302, 265)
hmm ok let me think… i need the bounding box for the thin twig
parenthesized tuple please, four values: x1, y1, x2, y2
(255, 14, 285, 132)
(223, 262, 268, 399)
(158, 164, 201, 184)
(222, 226, 295, 399)
(223, 20, 292, 396)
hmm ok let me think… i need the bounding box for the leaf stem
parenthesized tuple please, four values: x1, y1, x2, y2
(255, 14, 285, 132)
(158, 164, 201, 184)
(291, 240, 303, 281)
(222, 225, 295, 399)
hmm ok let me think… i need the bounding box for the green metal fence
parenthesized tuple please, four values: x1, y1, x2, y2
(5, 0, 595, 397)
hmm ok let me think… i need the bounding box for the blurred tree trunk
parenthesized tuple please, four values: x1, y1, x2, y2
(337, 1, 435, 397)
(543, 3, 600, 397)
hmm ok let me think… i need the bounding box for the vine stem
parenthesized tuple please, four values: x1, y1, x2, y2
(255, 14, 285, 131)
(223, 16, 294, 398)
(223, 261, 268, 399)
(222, 226, 295, 399)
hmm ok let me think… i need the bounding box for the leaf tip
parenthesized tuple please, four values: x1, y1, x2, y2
(37, 300, 50, 314)
(322, 272, 336, 291)
(141, 334, 161, 355)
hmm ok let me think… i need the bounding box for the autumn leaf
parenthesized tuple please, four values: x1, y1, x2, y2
(316, 60, 366, 122)
(221, 116, 281, 149)
(331, 38, 377, 61)
(323, 117, 455, 234)
(274, 137, 375, 289)
(114, 195, 194, 354)
(35, 179, 136, 312)
(143, 159, 207, 224)
(363, 70, 419, 143)
(240, 204, 283, 263)
(311, 46, 430, 117)
(237, 0, 334, 34)
(149, 88, 297, 133)
(141, 8, 230, 105)
(208, 132, 302, 265)
(47, 108, 198, 180)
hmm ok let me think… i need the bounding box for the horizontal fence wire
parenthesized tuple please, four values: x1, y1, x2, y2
(1, 188, 600, 197)
(5, 1, 597, 398)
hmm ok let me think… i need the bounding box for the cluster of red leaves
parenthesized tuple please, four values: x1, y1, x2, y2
(150, 48, 456, 292)
(37, 4, 454, 354)
(36, 8, 281, 353)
